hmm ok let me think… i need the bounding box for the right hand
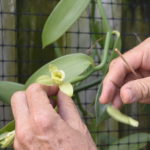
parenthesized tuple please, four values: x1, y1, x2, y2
(100, 38, 150, 108)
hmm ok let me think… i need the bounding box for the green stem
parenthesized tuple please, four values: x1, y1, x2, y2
(97, 0, 112, 32)
(71, 67, 95, 84)
(107, 30, 121, 63)
(112, 30, 121, 51)
(73, 94, 89, 116)
(71, 30, 120, 84)
(54, 42, 63, 57)
(70, 0, 116, 84)
(74, 78, 102, 92)
(94, 31, 112, 71)
(112, 30, 120, 38)
(90, 2, 102, 61)
(91, 0, 95, 22)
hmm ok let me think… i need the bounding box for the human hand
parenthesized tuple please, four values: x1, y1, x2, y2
(11, 83, 97, 150)
(100, 38, 150, 108)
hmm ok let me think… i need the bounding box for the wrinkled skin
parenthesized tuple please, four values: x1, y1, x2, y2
(11, 84, 97, 150)
(100, 37, 150, 108)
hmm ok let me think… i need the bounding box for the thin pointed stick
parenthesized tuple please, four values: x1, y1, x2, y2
(115, 48, 139, 78)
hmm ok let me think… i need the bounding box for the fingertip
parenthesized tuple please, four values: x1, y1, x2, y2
(112, 99, 123, 109)
(57, 90, 72, 106)
(58, 90, 68, 99)
(111, 92, 123, 109)
(120, 87, 135, 104)
(100, 82, 117, 104)
(99, 96, 107, 104)
(47, 85, 59, 96)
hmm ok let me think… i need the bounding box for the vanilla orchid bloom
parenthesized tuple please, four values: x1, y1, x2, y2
(36, 64, 73, 97)
(0, 130, 15, 148)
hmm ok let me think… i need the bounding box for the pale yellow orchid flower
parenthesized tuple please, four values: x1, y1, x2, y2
(36, 64, 73, 97)
(0, 130, 15, 148)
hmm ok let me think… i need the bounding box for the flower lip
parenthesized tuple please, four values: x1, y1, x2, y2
(36, 64, 73, 97)
(51, 70, 65, 84)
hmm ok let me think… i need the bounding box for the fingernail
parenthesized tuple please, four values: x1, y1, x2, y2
(122, 89, 137, 103)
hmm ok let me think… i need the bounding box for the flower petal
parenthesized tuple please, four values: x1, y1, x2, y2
(51, 70, 65, 84)
(59, 82, 73, 97)
(36, 75, 53, 86)
(0, 131, 15, 148)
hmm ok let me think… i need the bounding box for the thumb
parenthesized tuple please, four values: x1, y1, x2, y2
(57, 91, 85, 131)
(120, 77, 150, 104)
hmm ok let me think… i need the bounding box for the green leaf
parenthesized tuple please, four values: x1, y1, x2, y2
(95, 102, 110, 125)
(108, 133, 150, 150)
(97, 0, 112, 32)
(0, 81, 25, 104)
(98, 132, 118, 147)
(107, 105, 139, 127)
(25, 53, 94, 87)
(95, 83, 110, 125)
(0, 121, 15, 134)
(42, 0, 91, 48)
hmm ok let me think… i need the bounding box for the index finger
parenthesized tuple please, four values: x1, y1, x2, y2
(26, 84, 59, 117)
(57, 91, 85, 133)
(100, 44, 143, 104)
(11, 91, 29, 128)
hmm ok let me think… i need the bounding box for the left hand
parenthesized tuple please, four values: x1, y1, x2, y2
(11, 83, 97, 150)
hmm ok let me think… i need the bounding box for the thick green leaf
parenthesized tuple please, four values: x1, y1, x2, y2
(107, 105, 139, 127)
(95, 102, 110, 125)
(25, 53, 94, 87)
(95, 83, 110, 125)
(0, 81, 25, 104)
(97, 0, 112, 32)
(0, 121, 15, 134)
(98, 133, 118, 147)
(108, 133, 150, 150)
(42, 0, 90, 48)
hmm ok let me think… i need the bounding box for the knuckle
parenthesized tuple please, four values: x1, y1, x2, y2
(80, 123, 88, 135)
(66, 98, 75, 108)
(26, 83, 42, 94)
(11, 91, 25, 105)
(138, 80, 150, 99)
(32, 114, 51, 131)
(109, 58, 118, 69)
(16, 128, 33, 144)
